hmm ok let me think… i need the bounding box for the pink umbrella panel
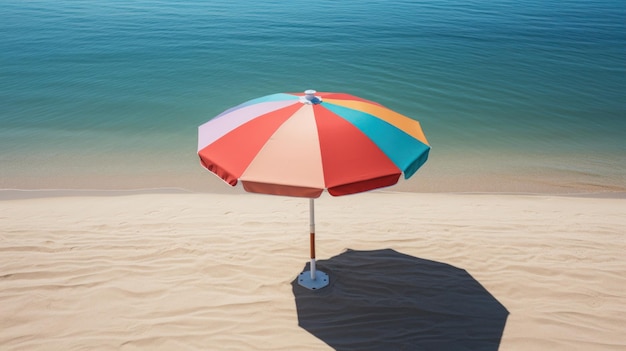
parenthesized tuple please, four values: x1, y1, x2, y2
(197, 91, 431, 198)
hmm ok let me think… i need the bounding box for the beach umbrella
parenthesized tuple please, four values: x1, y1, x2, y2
(197, 90, 430, 290)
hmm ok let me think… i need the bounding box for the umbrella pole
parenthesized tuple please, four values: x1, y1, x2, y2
(297, 198, 329, 290)
(309, 198, 316, 280)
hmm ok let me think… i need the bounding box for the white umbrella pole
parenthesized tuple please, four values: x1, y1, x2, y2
(297, 198, 329, 290)
(309, 198, 316, 280)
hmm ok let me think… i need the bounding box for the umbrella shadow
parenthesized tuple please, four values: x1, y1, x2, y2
(291, 249, 509, 351)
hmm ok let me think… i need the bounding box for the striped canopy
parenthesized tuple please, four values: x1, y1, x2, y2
(198, 90, 430, 198)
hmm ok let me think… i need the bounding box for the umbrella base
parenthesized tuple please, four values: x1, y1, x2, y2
(298, 270, 329, 290)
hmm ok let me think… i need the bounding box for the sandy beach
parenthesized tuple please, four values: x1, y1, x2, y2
(1, 191, 624, 350)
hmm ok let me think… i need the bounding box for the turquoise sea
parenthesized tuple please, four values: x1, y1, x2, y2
(1, 0, 625, 194)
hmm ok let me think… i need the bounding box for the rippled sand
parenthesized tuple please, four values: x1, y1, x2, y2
(1, 192, 624, 350)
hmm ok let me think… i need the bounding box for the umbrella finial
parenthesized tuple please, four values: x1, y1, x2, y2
(301, 89, 322, 105)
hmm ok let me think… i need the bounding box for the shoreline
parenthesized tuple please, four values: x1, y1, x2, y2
(3, 144, 625, 197)
(2, 187, 626, 201)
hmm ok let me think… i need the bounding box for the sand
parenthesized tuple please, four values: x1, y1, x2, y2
(1, 191, 625, 350)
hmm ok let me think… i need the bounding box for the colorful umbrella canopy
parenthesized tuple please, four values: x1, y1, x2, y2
(198, 90, 430, 198)
(197, 90, 430, 290)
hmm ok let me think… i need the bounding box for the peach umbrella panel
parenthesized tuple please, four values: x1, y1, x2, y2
(198, 90, 430, 289)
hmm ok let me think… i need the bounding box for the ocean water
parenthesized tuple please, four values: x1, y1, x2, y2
(1, 0, 625, 193)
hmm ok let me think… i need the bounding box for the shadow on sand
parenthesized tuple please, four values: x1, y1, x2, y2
(291, 249, 509, 351)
